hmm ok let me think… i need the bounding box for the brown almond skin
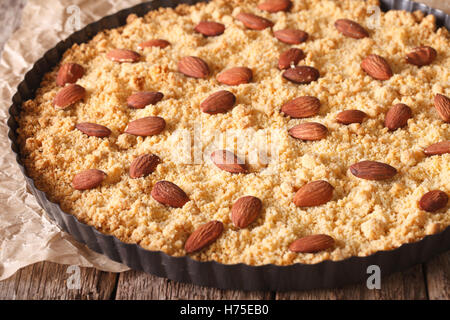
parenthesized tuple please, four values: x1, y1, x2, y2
(289, 234, 335, 253)
(361, 54, 393, 80)
(200, 90, 236, 114)
(231, 196, 262, 228)
(288, 122, 328, 141)
(53, 84, 86, 109)
(283, 66, 320, 84)
(194, 21, 225, 36)
(217, 67, 252, 86)
(293, 180, 334, 207)
(281, 96, 320, 118)
(278, 48, 305, 70)
(127, 91, 164, 109)
(106, 49, 140, 63)
(211, 150, 247, 173)
(424, 141, 450, 156)
(151, 181, 189, 208)
(178, 56, 210, 79)
(138, 39, 170, 49)
(236, 12, 274, 30)
(334, 19, 369, 39)
(257, 0, 292, 12)
(56, 63, 84, 87)
(72, 169, 106, 190)
(185, 221, 224, 253)
(129, 154, 160, 178)
(274, 29, 308, 44)
(336, 110, 367, 124)
(419, 190, 448, 212)
(434, 93, 450, 123)
(384, 103, 412, 130)
(125, 116, 166, 136)
(350, 161, 397, 180)
(76, 123, 111, 138)
(406, 46, 437, 66)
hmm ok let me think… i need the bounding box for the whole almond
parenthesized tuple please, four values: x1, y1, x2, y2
(336, 110, 366, 124)
(289, 234, 335, 253)
(293, 180, 334, 207)
(200, 90, 236, 114)
(288, 122, 328, 141)
(334, 19, 369, 39)
(194, 21, 225, 36)
(281, 96, 320, 118)
(151, 181, 189, 208)
(138, 39, 170, 49)
(56, 63, 84, 87)
(53, 84, 86, 109)
(274, 29, 308, 44)
(350, 161, 397, 180)
(419, 190, 448, 212)
(211, 150, 247, 173)
(76, 123, 111, 137)
(278, 48, 305, 70)
(434, 93, 450, 123)
(185, 221, 224, 253)
(406, 46, 437, 66)
(384, 103, 412, 130)
(178, 56, 210, 79)
(236, 12, 274, 30)
(127, 91, 164, 109)
(125, 116, 166, 136)
(361, 54, 393, 80)
(424, 141, 450, 156)
(257, 0, 292, 12)
(129, 154, 160, 178)
(231, 196, 262, 228)
(283, 66, 320, 84)
(217, 67, 253, 86)
(106, 49, 140, 63)
(72, 169, 106, 190)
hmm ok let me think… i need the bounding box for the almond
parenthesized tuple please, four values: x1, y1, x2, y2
(200, 90, 236, 114)
(53, 84, 86, 109)
(278, 48, 305, 70)
(194, 21, 225, 36)
(257, 0, 292, 12)
(334, 19, 369, 39)
(424, 141, 450, 156)
(178, 56, 210, 79)
(419, 190, 448, 212)
(138, 39, 170, 49)
(289, 234, 335, 253)
(211, 150, 247, 173)
(127, 91, 164, 109)
(56, 63, 84, 87)
(293, 180, 334, 207)
(384, 103, 412, 130)
(281, 96, 320, 118)
(72, 169, 106, 190)
(434, 93, 450, 123)
(236, 12, 274, 30)
(336, 110, 367, 124)
(274, 29, 308, 44)
(129, 154, 160, 178)
(288, 122, 328, 141)
(151, 181, 189, 208)
(350, 161, 397, 180)
(76, 123, 111, 137)
(406, 46, 437, 66)
(125, 116, 166, 136)
(282, 66, 320, 84)
(106, 49, 140, 63)
(217, 67, 253, 86)
(361, 54, 393, 80)
(231, 196, 262, 228)
(185, 221, 224, 253)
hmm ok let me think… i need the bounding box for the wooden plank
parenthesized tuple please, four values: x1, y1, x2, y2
(425, 251, 450, 300)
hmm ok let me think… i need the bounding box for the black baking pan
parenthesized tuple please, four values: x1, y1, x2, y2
(7, 0, 450, 291)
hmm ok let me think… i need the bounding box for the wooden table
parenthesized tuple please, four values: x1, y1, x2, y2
(0, 0, 449, 300)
